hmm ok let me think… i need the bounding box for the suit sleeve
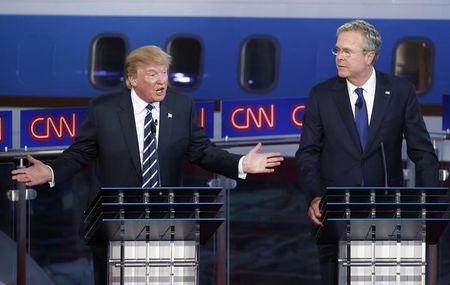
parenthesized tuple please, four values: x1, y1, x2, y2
(403, 83, 440, 187)
(186, 101, 241, 179)
(50, 100, 98, 184)
(295, 88, 325, 205)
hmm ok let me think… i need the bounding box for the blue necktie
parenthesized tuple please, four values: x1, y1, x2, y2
(142, 104, 159, 188)
(355, 88, 368, 151)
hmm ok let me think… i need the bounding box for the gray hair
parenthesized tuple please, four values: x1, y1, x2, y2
(337, 19, 382, 63)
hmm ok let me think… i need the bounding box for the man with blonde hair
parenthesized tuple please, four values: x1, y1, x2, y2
(13, 45, 283, 284)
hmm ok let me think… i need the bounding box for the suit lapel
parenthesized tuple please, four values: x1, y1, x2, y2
(365, 72, 392, 153)
(118, 91, 142, 177)
(332, 78, 362, 152)
(158, 94, 174, 174)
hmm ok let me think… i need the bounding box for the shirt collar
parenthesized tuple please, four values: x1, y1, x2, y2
(346, 66, 376, 94)
(130, 89, 160, 113)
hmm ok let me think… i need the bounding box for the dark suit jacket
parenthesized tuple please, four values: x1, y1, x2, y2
(50, 89, 241, 203)
(296, 71, 439, 205)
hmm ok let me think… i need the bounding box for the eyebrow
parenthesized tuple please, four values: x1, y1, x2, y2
(145, 68, 166, 73)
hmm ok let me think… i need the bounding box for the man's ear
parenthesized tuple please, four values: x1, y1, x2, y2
(366, 51, 376, 65)
(128, 76, 137, 87)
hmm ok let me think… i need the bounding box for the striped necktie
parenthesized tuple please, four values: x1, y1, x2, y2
(354, 87, 368, 151)
(142, 104, 159, 188)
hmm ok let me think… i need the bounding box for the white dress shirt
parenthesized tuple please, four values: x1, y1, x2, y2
(131, 89, 160, 167)
(48, 89, 246, 187)
(347, 67, 376, 125)
(130, 89, 246, 178)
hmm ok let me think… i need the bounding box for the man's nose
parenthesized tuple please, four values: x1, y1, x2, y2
(336, 52, 346, 60)
(156, 73, 166, 82)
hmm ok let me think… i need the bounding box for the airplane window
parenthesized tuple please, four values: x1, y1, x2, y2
(394, 39, 433, 95)
(90, 36, 127, 89)
(240, 37, 278, 92)
(166, 37, 202, 89)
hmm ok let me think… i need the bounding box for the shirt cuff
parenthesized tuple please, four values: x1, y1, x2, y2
(46, 165, 55, 188)
(238, 156, 247, 180)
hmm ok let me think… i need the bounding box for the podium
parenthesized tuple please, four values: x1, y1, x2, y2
(316, 187, 450, 285)
(83, 186, 226, 285)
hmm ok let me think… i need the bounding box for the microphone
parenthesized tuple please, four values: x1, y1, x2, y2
(150, 120, 156, 134)
(152, 119, 161, 187)
(156, 146, 162, 188)
(380, 141, 388, 187)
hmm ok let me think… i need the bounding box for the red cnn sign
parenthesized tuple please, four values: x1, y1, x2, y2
(195, 101, 214, 138)
(230, 104, 275, 131)
(29, 114, 77, 140)
(222, 98, 307, 137)
(0, 116, 3, 144)
(0, 111, 12, 148)
(21, 107, 87, 148)
(291, 104, 305, 128)
(198, 107, 207, 129)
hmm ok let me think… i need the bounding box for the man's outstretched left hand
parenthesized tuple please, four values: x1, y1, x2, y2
(243, 142, 284, 174)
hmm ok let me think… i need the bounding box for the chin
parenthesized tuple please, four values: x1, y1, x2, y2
(337, 71, 348, 78)
(154, 95, 166, 102)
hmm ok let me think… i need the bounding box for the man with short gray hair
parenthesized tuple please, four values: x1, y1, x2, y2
(296, 19, 438, 284)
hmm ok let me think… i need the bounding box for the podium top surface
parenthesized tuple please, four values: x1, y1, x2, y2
(84, 186, 227, 244)
(320, 186, 450, 214)
(101, 186, 223, 192)
(85, 186, 224, 215)
(317, 187, 450, 243)
(325, 186, 448, 193)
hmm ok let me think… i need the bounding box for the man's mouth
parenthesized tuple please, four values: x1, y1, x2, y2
(156, 87, 165, 95)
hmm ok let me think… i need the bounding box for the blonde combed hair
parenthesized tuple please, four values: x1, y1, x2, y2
(125, 45, 172, 89)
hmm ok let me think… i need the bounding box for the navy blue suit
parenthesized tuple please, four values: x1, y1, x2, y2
(295, 71, 439, 284)
(51, 89, 241, 203)
(296, 71, 439, 205)
(49, 89, 241, 284)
